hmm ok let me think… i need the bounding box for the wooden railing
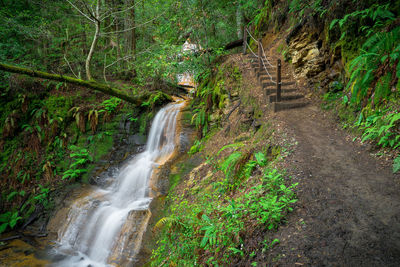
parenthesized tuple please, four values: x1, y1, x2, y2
(243, 27, 282, 102)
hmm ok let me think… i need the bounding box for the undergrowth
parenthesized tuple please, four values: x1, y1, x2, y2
(151, 149, 297, 266)
(0, 79, 167, 234)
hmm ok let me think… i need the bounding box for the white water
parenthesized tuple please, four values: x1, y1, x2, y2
(51, 102, 184, 267)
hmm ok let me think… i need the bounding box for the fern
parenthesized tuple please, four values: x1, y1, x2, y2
(221, 152, 242, 180)
(374, 73, 391, 103)
(153, 217, 186, 232)
(330, 4, 395, 37)
(217, 143, 244, 156)
(346, 26, 400, 105)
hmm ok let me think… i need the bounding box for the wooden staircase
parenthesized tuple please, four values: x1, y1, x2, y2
(247, 54, 308, 112)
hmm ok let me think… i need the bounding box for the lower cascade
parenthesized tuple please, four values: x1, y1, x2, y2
(49, 101, 185, 266)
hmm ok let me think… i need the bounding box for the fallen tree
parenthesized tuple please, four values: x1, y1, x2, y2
(223, 38, 246, 50)
(0, 62, 163, 105)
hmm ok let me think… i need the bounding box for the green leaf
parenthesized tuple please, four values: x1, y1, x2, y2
(255, 152, 267, 166)
(329, 19, 339, 30)
(393, 156, 400, 173)
(0, 223, 8, 234)
(217, 143, 244, 156)
(6, 191, 18, 202)
(0, 212, 11, 223)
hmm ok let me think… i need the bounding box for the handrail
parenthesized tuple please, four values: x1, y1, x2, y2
(260, 43, 275, 68)
(260, 56, 276, 84)
(244, 27, 279, 86)
(246, 41, 259, 58)
(246, 28, 258, 43)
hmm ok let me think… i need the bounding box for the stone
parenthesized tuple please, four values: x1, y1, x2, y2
(289, 39, 325, 78)
(304, 48, 320, 61)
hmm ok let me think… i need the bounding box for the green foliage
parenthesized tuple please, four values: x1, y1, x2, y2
(33, 185, 50, 207)
(346, 26, 400, 105)
(330, 4, 395, 39)
(62, 145, 93, 180)
(0, 211, 22, 234)
(242, 169, 297, 229)
(191, 107, 210, 137)
(140, 91, 169, 108)
(151, 154, 296, 266)
(357, 109, 400, 149)
(288, 0, 328, 17)
(217, 142, 244, 156)
(188, 139, 204, 155)
(221, 152, 242, 179)
(100, 97, 122, 114)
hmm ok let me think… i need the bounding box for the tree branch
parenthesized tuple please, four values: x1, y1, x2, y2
(66, 0, 95, 23)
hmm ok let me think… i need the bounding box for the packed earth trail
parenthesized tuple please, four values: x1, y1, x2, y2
(269, 104, 400, 266)
(241, 45, 400, 265)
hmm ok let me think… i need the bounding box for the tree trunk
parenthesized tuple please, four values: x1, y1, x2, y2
(130, 0, 136, 77)
(236, 3, 243, 39)
(131, 0, 136, 58)
(85, 0, 100, 80)
(0, 62, 159, 105)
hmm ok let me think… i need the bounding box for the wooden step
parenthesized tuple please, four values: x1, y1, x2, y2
(269, 94, 304, 103)
(272, 101, 309, 112)
(259, 75, 290, 81)
(262, 81, 295, 88)
(248, 55, 277, 65)
(265, 88, 297, 95)
(258, 69, 282, 76)
(260, 74, 290, 80)
(251, 64, 275, 73)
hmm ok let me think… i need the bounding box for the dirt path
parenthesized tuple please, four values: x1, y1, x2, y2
(238, 37, 400, 266)
(265, 103, 400, 266)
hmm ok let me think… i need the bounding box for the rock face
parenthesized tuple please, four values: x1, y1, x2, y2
(288, 32, 325, 78)
(108, 209, 151, 266)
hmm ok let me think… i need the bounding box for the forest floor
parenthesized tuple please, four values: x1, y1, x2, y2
(239, 41, 400, 266)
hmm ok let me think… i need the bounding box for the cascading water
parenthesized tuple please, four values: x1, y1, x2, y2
(50, 101, 184, 267)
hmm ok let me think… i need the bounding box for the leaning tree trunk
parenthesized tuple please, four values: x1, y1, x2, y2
(130, 0, 136, 77)
(236, 3, 243, 39)
(85, 1, 100, 80)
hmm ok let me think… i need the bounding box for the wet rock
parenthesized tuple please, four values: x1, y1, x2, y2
(179, 133, 190, 153)
(128, 134, 146, 146)
(107, 209, 151, 266)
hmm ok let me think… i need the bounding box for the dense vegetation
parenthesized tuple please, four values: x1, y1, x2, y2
(0, 0, 399, 265)
(0, 0, 265, 236)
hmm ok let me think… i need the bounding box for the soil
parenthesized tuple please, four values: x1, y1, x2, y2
(241, 38, 400, 266)
(268, 103, 400, 266)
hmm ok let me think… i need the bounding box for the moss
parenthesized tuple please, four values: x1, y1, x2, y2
(81, 165, 96, 184)
(139, 112, 148, 135)
(45, 94, 74, 119)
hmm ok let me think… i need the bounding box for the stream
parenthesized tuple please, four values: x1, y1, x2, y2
(48, 101, 185, 266)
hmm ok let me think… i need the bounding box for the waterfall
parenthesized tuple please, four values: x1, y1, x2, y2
(50, 102, 184, 267)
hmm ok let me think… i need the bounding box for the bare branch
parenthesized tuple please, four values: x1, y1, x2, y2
(66, 0, 95, 23)
(100, 0, 145, 21)
(100, 10, 167, 36)
(64, 54, 79, 78)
